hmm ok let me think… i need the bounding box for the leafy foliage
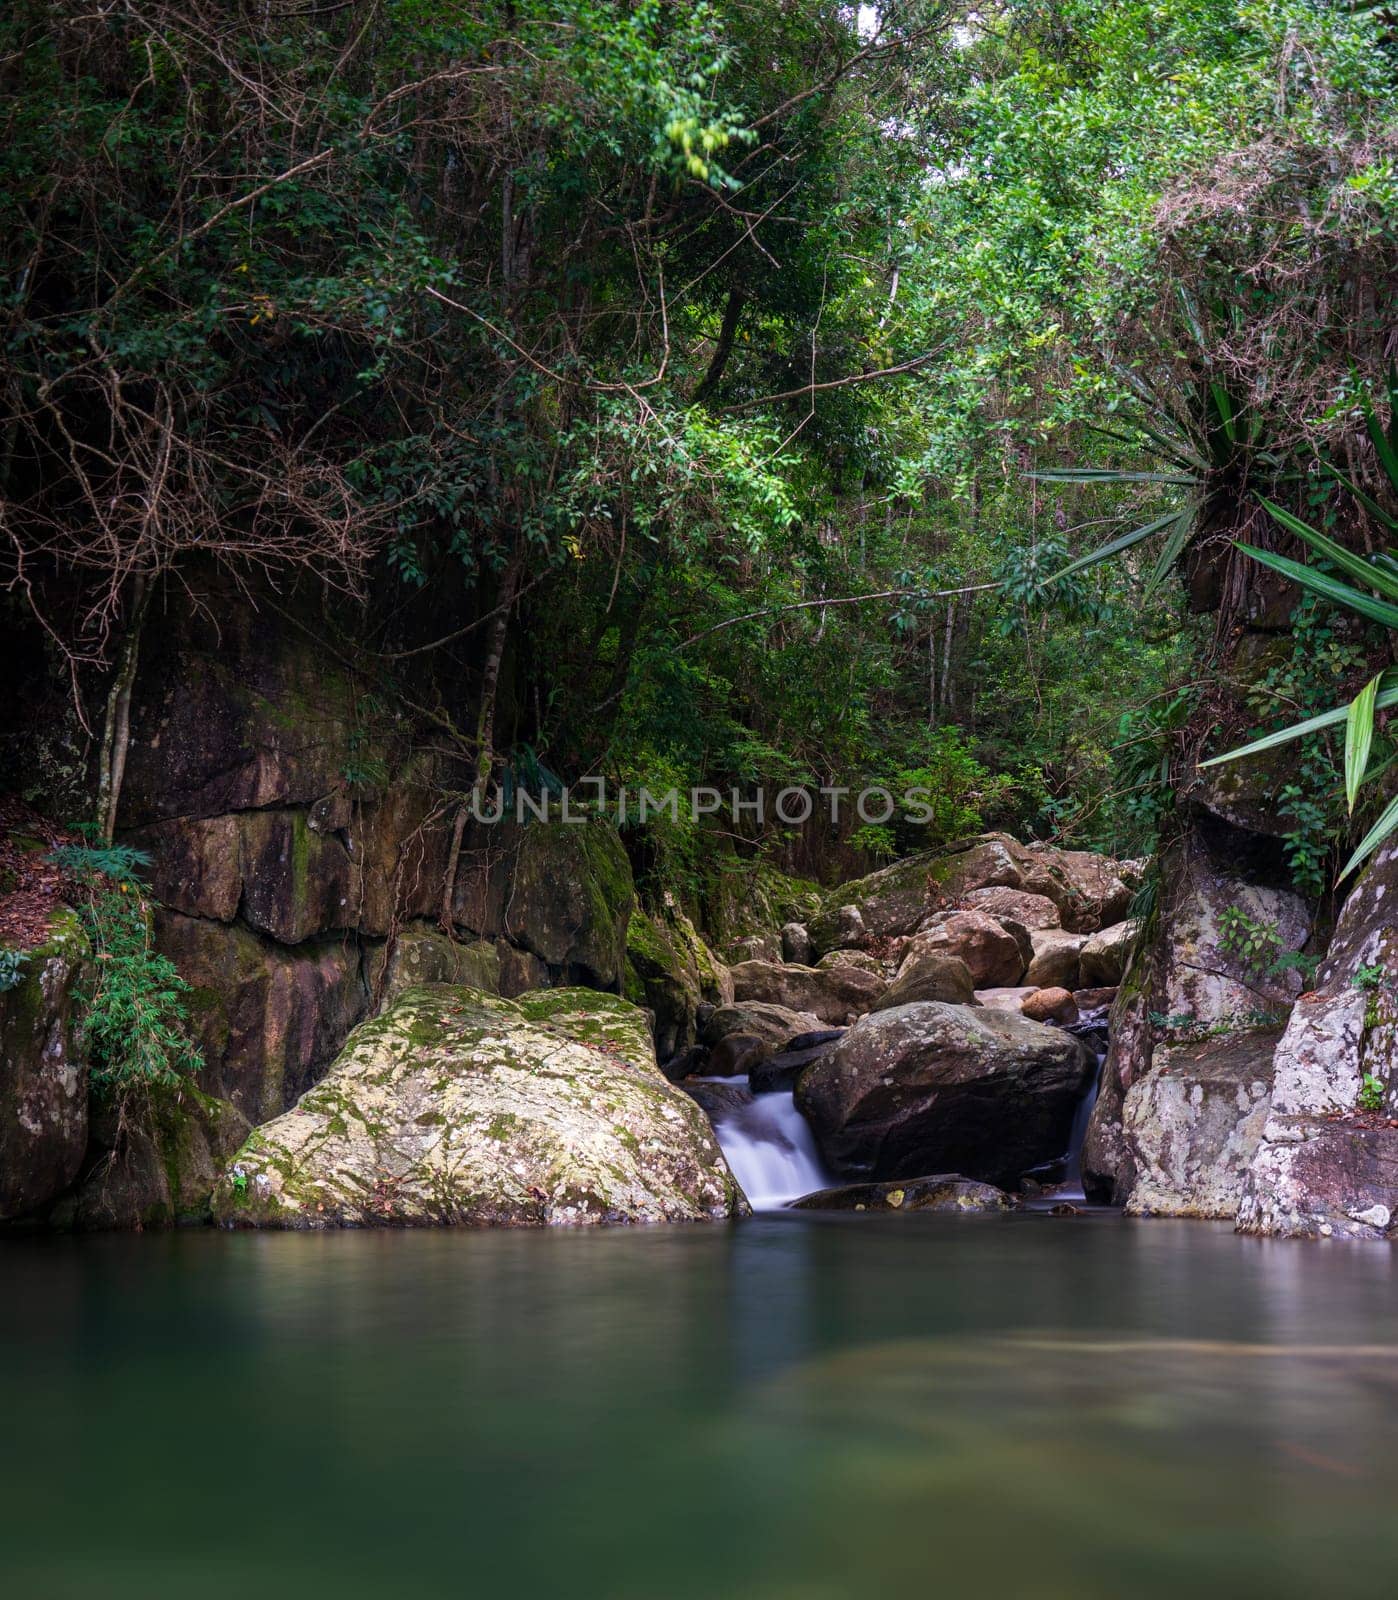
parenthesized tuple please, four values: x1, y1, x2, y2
(49, 842, 200, 1094)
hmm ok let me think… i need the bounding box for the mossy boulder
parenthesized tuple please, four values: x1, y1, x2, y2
(371, 925, 500, 1010)
(212, 984, 746, 1227)
(626, 904, 733, 1063)
(504, 821, 633, 989)
(0, 909, 90, 1222)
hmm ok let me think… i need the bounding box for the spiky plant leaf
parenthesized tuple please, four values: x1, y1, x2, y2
(1345, 673, 1383, 813)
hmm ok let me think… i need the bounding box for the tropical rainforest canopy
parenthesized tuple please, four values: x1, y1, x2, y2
(4, 0, 1397, 904)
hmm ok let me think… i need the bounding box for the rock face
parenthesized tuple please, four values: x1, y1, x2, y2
(56, 1082, 250, 1230)
(729, 959, 885, 1025)
(1122, 1031, 1278, 1219)
(791, 1174, 1013, 1213)
(0, 910, 90, 1221)
(213, 985, 746, 1227)
(1237, 838, 1398, 1240)
(903, 912, 1025, 988)
(795, 1002, 1096, 1189)
(872, 951, 975, 1011)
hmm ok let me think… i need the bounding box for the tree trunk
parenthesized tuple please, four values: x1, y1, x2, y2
(97, 573, 152, 845)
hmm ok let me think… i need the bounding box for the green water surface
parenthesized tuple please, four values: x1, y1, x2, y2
(2, 1212, 1396, 1598)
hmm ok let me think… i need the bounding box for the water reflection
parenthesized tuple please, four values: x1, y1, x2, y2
(2, 1216, 1397, 1598)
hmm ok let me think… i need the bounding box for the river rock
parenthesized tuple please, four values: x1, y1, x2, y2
(1025, 929, 1086, 990)
(795, 1002, 1096, 1189)
(750, 1038, 842, 1093)
(1078, 920, 1141, 988)
(898, 912, 1025, 988)
(807, 902, 868, 957)
(1236, 836, 1398, 1239)
(1021, 987, 1078, 1025)
(959, 886, 1062, 931)
(212, 985, 747, 1227)
(729, 959, 886, 1025)
(815, 949, 884, 975)
(791, 1174, 1014, 1213)
(1122, 1030, 1279, 1219)
(699, 1001, 823, 1051)
(0, 910, 90, 1222)
(872, 951, 976, 1011)
(708, 1033, 769, 1079)
(975, 986, 1037, 1012)
(780, 922, 812, 965)
(1073, 987, 1118, 1015)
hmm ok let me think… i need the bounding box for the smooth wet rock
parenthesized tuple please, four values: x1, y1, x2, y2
(1021, 987, 1078, 1025)
(729, 959, 885, 1025)
(0, 910, 90, 1222)
(795, 1001, 1096, 1189)
(898, 912, 1024, 988)
(708, 1033, 768, 1079)
(1073, 986, 1118, 1015)
(1123, 1030, 1279, 1219)
(791, 1174, 1014, 1213)
(156, 910, 370, 1124)
(212, 985, 747, 1227)
(1025, 929, 1086, 990)
(780, 922, 812, 965)
(873, 951, 976, 1011)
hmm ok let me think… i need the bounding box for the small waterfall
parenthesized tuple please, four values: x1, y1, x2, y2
(696, 1081, 833, 1210)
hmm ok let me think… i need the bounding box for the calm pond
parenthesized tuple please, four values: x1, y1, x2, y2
(2, 1213, 1397, 1598)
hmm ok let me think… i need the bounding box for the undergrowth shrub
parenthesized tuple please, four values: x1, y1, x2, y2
(48, 838, 201, 1094)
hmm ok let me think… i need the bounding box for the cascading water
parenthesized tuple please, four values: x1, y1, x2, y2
(696, 1081, 833, 1210)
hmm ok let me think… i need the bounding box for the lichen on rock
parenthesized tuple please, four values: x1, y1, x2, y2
(212, 983, 746, 1227)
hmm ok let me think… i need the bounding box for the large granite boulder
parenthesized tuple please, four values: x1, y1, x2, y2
(699, 1000, 824, 1051)
(795, 1002, 1096, 1189)
(213, 985, 746, 1227)
(0, 909, 90, 1221)
(958, 886, 1062, 931)
(1025, 929, 1086, 990)
(729, 959, 886, 1025)
(1079, 919, 1142, 988)
(1237, 837, 1398, 1240)
(871, 951, 976, 1012)
(902, 912, 1025, 988)
(1122, 1030, 1279, 1219)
